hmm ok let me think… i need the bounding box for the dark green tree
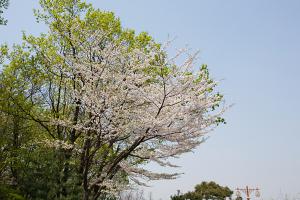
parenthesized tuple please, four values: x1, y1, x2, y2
(171, 181, 234, 200)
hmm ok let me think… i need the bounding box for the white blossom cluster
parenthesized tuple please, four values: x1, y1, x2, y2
(47, 29, 226, 192)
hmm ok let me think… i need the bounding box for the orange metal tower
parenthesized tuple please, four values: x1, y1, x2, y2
(236, 186, 260, 200)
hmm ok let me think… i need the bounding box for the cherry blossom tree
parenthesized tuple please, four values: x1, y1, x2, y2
(0, 0, 9, 25)
(1, 0, 226, 199)
(46, 25, 226, 200)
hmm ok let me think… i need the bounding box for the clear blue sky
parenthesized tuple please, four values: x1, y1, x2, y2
(1, 1, 300, 200)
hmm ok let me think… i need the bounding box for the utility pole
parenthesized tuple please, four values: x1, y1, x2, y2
(236, 186, 260, 200)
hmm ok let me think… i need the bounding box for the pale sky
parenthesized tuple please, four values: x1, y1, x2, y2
(1, 1, 300, 200)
